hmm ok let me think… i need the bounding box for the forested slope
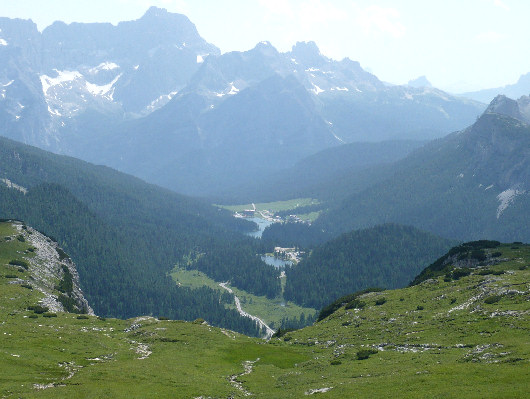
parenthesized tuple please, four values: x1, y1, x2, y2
(284, 224, 455, 309)
(0, 137, 279, 335)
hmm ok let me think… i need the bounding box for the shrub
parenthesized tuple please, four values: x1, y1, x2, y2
(28, 314, 38, 319)
(470, 249, 487, 261)
(519, 265, 528, 270)
(484, 295, 502, 304)
(5, 274, 18, 278)
(56, 247, 69, 261)
(193, 318, 205, 324)
(452, 268, 471, 280)
(42, 312, 57, 318)
(58, 294, 78, 313)
(28, 305, 49, 314)
(416, 305, 424, 310)
(9, 259, 29, 269)
(491, 252, 502, 258)
(16, 235, 25, 242)
(76, 315, 89, 320)
(357, 348, 378, 360)
(158, 316, 169, 320)
(330, 360, 342, 365)
(375, 297, 387, 306)
(21, 284, 33, 290)
(345, 299, 366, 310)
(450, 298, 457, 304)
(97, 316, 107, 321)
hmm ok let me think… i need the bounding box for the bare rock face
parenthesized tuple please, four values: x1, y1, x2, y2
(13, 221, 94, 315)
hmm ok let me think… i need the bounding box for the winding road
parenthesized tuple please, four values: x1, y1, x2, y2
(219, 282, 275, 339)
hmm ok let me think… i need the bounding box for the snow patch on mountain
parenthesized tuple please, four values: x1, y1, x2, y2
(144, 90, 179, 114)
(0, 38, 7, 46)
(331, 87, 349, 92)
(228, 84, 239, 95)
(40, 70, 83, 95)
(197, 55, 204, 63)
(496, 188, 525, 219)
(311, 83, 324, 95)
(89, 62, 120, 74)
(85, 73, 122, 99)
(47, 105, 62, 117)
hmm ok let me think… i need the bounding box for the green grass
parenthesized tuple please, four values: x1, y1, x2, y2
(1, 221, 528, 398)
(171, 266, 317, 329)
(217, 198, 320, 213)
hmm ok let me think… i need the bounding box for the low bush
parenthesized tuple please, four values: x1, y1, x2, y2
(484, 295, 502, 304)
(28, 305, 49, 314)
(452, 268, 471, 280)
(9, 259, 29, 269)
(375, 297, 387, 306)
(357, 348, 378, 360)
(28, 314, 38, 319)
(42, 312, 57, 318)
(416, 305, 424, 310)
(76, 315, 89, 320)
(330, 360, 342, 365)
(345, 299, 366, 310)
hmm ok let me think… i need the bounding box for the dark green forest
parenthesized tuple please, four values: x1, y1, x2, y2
(0, 137, 280, 336)
(283, 224, 455, 309)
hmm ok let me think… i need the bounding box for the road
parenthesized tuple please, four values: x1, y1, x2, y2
(219, 282, 275, 339)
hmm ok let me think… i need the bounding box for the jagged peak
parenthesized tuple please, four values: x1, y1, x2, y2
(251, 41, 280, 56)
(289, 41, 327, 67)
(484, 94, 526, 123)
(408, 76, 432, 88)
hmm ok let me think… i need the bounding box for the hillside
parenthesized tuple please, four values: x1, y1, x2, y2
(0, 137, 280, 335)
(283, 224, 456, 309)
(1, 224, 528, 398)
(260, 97, 529, 246)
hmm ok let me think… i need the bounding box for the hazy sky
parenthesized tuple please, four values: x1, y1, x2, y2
(2, 0, 529, 92)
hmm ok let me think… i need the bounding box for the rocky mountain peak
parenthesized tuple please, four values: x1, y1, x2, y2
(289, 41, 326, 67)
(408, 75, 432, 88)
(484, 94, 530, 124)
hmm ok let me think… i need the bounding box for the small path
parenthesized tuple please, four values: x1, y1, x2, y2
(219, 283, 275, 339)
(229, 358, 259, 396)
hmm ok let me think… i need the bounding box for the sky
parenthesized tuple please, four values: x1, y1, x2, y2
(2, 0, 529, 92)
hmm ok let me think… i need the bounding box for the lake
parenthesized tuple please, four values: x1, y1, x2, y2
(261, 255, 292, 268)
(245, 217, 273, 238)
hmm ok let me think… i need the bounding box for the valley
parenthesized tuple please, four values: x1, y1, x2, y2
(1, 220, 528, 398)
(0, 5, 529, 397)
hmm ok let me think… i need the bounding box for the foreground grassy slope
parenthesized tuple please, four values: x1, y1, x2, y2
(1, 221, 528, 398)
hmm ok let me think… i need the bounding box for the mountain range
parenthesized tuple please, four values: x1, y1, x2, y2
(262, 95, 530, 245)
(461, 72, 530, 104)
(1, 7, 485, 196)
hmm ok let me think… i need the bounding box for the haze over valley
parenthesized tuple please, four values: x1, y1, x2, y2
(0, 4, 528, 398)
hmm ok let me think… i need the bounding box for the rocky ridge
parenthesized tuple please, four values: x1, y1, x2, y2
(11, 220, 93, 314)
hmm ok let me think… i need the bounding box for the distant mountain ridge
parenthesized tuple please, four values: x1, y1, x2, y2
(262, 95, 530, 246)
(461, 72, 530, 104)
(311, 99, 530, 242)
(1, 8, 485, 196)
